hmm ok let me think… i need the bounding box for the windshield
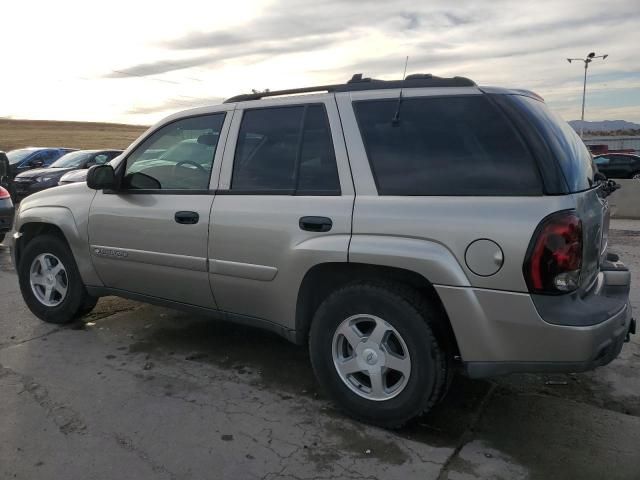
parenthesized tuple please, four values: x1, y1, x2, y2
(50, 151, 93, 168)
(7, 149, 35, 165)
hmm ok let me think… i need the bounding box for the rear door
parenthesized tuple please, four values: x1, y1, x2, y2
(208, 95, 353, 328)
(88, 108, 232, 308)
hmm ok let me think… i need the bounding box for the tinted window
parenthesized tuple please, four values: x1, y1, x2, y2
(354, 96, 541, 196)
(297, 105, 340, 193)
(610, 155, 631, 165)
(594, 156, 609, 165)
(232, 105, 340, 194)
(512, 95, 595, 192)
(124, 114, 225, 190)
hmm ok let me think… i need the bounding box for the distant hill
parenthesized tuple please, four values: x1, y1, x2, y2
(0, 118, 148, 152)
(569, 120, 640, 135)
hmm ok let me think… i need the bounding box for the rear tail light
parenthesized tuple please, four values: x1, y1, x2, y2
(0, 187, 10, 199)
(524, 211, 583, 294)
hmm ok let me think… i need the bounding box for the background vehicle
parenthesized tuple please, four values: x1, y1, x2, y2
(59, 154, 123, 185)
(594, 153, 640, 179)
(0, 186, 14, 243)
(0, 151, 14, 200)
(8, 74, 634, 428)
(13, 149, 121, 201)
(6, 147, 75, 178)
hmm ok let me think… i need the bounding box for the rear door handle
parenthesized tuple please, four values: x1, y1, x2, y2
(175, 211, 199, 224)
(299, 216, 332, 232)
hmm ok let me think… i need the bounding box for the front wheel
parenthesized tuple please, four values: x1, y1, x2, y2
(18, 234, 97, 324)
(309, 282, 449, 428)
(632, 172, 640, 180)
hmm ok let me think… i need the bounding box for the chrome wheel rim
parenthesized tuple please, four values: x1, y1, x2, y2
(332, 314, 411, 401)
(632, 173, 640, 180)
(29, 253, 68, 307)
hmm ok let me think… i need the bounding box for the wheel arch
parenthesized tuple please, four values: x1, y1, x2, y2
(294, 262, 461, 358)
(15, 207, 102, 286)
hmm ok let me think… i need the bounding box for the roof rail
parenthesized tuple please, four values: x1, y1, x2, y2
(223, 73, 476, 103)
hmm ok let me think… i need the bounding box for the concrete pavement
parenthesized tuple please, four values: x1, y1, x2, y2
(1, 225, 639, 479)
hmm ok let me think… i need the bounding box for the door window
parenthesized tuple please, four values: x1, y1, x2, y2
(123, 114, 225, 190)
(610, 155, 630, 165)
(231, 104, 340, 194)
(594, 156, 610, 166)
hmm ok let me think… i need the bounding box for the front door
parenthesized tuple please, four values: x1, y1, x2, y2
(88, 109, 232, 308)
(209, 97, 354, 328)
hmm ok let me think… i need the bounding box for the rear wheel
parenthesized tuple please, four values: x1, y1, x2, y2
(18, 234, 97, 323)
(309, 282, 449, 428)
(632, 172, 640, 180)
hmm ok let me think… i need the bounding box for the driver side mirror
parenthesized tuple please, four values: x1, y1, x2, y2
(87, 164, 116, 190)
(31, 160, 44, 168)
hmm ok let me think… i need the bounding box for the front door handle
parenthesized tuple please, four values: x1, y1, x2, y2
(175, 211, 199, 225)
(299, 216, 332, 232)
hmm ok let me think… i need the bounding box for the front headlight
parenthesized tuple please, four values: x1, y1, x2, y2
(36, 176, 56, 183)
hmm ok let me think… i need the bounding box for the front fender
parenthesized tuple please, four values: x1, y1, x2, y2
(16, 204, 102, 287)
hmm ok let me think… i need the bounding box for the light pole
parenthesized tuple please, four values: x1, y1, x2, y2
(567, 52, 608, 138)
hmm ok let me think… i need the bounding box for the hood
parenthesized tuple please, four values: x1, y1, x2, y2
(15, 167, 73, 179)
(60, 169, 89, 182)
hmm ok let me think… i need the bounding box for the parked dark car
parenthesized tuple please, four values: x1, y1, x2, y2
(0, 185, 14, 244)
(6, 147, 76, 178)
(13, 149, 122, 201)
(0, 151, 14, 199)
(594, 153, 640, 180)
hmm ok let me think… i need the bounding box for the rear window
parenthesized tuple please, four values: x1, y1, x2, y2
(511, 95, 595, 192)
(353, 96, 541, 196)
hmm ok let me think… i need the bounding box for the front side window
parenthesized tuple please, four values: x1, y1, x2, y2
(354, 96, 542, 196)
(123, 114, 225, 190)
(594, 156, 610, 165)
(231, 104, 340, 194)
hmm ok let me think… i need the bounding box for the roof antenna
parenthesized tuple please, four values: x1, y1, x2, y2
(392, 56, 409, 125)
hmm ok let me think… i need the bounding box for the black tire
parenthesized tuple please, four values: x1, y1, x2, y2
(0, 233, 5, 244)
(18, 234, 97, 324)
(309, 282, 449, 428)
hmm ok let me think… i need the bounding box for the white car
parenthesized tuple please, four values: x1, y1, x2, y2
(59, 155, 123, 185)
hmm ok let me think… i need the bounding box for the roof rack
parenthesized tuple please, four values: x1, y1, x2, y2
(223, 73, 476, 103)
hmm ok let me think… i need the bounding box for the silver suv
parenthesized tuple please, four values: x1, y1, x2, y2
(8, 74, 635, 427)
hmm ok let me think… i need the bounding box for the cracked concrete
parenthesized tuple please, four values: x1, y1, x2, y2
(0, 221, 638, 479)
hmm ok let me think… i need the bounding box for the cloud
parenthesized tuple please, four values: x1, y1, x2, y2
(127, 96, 225, 115)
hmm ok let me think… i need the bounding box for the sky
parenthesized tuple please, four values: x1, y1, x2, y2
(1, 0, 639, 126)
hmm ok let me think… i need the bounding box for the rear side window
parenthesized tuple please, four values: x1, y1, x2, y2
(354, 96, 542, 196)
(511, 95, 595, 192)
(232, 104, 340, 194)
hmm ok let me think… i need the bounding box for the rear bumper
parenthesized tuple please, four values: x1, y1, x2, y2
(435, 259, 634, 378)
(464, 303, 633, 378)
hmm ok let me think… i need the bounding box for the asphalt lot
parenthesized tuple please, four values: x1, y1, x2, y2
(1, 222, 639, 480)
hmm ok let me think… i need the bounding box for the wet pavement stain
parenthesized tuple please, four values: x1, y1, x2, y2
(313, 420, 410, 466)
(126, 315, 319, 398)
(122, 308, 493, 451)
